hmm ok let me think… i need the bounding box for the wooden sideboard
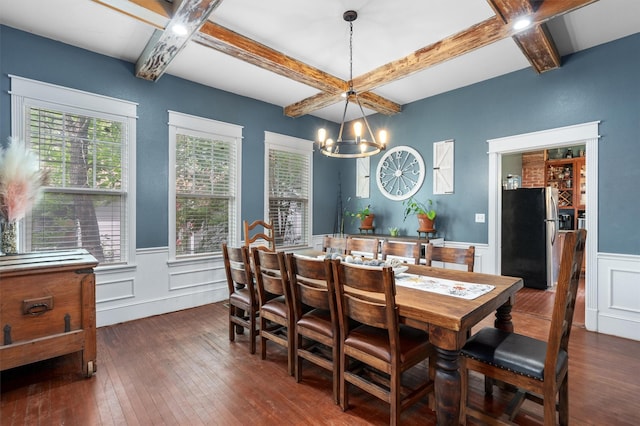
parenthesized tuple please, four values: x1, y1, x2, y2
(0, 249, 99, 377)
(347, 233, 444, 262)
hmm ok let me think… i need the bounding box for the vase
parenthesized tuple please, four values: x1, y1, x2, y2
(360, 214, 374, 229)
(417, 214, 435, 232)
(1, 220, 18, 255)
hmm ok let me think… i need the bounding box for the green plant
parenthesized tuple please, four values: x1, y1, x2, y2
(348, 204, 372, 220)
(402, 197, 436, 221)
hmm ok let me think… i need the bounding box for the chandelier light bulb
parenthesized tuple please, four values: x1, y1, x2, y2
(317, 128, 326, 143)
(353, 121, 363, 138)
(379, 130, 388, 145)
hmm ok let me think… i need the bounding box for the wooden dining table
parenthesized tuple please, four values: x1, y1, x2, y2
(287, 250, 523, 425)
(396, 264, 523, 425)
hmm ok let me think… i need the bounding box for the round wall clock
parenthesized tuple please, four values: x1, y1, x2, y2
(376, 146, 425, 200)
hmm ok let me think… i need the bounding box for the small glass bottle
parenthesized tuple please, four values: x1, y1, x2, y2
(566, 148, 573, 158)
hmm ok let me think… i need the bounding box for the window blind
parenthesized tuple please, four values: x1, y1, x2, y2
(26, 106, 128, 264)
(268, 148, 310, 247)
(174, 133, 237, 256)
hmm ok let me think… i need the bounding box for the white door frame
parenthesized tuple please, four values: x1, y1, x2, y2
(486, 121, 600, 331)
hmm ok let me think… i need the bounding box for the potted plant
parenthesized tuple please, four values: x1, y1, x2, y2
(403, 197, 436, 231)
(349, 204, 374, 228)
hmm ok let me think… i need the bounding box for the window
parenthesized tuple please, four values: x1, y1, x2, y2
(264, 132, 313, 248)
(10, 76, 136, 265)
(169, 111, 241, 258)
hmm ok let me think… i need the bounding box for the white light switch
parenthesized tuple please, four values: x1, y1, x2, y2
(475, 213, 485, 223)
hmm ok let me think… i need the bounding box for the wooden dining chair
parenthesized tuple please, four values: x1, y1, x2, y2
(460, 229, 587, 425)
(252, 248, 294, 375)
(425, 243, 475, 272)
(244, 219, 276, 252)
(332, 260, 435, 426)
(380, 240, 421, 265)
(345, 236, 379, 259)
(286, 253, 340, 404)
(322, 235, 348, 255)
(222, 243, 258, 354)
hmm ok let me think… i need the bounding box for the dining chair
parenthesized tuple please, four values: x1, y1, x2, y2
(460, 229, 587, 425)
(286, 253, 340, 404)
(332, 260, 435, 426)
(425, 243, 475, 272)
(322, 235, 348, 255)
(222, 244, 258, 354)
(380, 240, 421, 265)
(345, 236, 379, 259)
(244, 219, 276, 252)
(252, 248, 294, 375)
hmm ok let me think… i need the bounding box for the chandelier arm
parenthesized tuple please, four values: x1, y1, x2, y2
(337, 97, 350, 142)
(355, 95, 378, 145)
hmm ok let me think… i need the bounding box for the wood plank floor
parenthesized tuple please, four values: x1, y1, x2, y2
(2, 282, 639, 425)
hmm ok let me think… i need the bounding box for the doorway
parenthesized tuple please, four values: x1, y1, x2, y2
(486, 121, 599, 332)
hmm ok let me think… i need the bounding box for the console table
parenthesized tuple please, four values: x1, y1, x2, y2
(348, 233, 444, 262)
(0, 249, 99, 377)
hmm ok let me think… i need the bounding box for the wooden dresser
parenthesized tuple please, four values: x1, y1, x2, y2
(0, 249, 98, 377)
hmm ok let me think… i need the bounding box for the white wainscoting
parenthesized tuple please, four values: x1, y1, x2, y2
(596, 253, 640, 341)
(95, 247, 227, 327)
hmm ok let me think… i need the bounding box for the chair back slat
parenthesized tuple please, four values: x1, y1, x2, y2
(425, 244, 475, 272)
(333, 262, 397, 334)
(546, 229, 587, 375)
(222, 244, 254, 294)
(346, 237, 380, 259)
(252, 248, 290, 306)
(381, 240, 421, 265)
(323, 236, 348, 255)
(244, 219, 276, 252)
(286, 254, 335, 319)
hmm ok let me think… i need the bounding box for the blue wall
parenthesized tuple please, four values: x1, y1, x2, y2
(342, 33, 640, 255)
(0, 25, 339, 247)
(1, 26, 639, 255)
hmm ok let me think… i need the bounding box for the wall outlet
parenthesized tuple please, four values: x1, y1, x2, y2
(475, 213, 486, 223)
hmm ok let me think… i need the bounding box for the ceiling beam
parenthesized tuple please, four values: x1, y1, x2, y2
(488, 0, 560, 73)
(135, 0, 224, 81)
(195, 23, 346, 95)
(289, 0, 596, 116)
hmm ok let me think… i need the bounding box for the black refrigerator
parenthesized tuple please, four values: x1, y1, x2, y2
(501, 187, 560, 289)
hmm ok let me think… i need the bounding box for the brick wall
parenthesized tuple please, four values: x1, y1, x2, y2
(522, 150, 545, 187)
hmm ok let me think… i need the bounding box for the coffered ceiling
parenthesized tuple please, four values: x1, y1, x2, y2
(1, 0, 638, 122)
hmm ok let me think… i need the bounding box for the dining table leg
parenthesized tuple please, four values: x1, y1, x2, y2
(495, 300, 515, 332)
(434, 346, 461, 426)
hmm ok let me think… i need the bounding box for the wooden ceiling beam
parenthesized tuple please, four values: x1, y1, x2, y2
(195, 22, 347, 95)
(195, 22, 400, 117)
(351, 0, 596, 94)
(284, 90, 401, 118)
(489, 0, 560, 73)
(135, 0, 224, 81)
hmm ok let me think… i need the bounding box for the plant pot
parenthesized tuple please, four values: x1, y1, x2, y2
(417, 213, 435, 232)
(360, 214, 375, 229)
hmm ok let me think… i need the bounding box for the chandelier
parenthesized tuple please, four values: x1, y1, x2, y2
(317, 10, 388, 158)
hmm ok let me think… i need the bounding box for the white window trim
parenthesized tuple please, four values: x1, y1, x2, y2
(264, 131, 313, 248)
(9, 75, 137, 270)
(168, 111, 243, 260)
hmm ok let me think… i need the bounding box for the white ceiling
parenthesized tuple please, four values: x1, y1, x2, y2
(1, 0, 639, 122)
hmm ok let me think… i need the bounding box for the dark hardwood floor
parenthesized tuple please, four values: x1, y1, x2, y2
(2, 280, 639, 425)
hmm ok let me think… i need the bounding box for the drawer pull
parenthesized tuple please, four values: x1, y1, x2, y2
(3, 324, 11, 345)
(23, 296, 54, 316)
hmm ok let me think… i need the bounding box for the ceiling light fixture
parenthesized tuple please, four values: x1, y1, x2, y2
(513, 17, 532, 30)
(171, 23, 188, 36)
(317, 10, 388, 159)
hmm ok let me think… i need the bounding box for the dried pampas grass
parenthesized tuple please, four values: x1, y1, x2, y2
(0, 138, 47, 222)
